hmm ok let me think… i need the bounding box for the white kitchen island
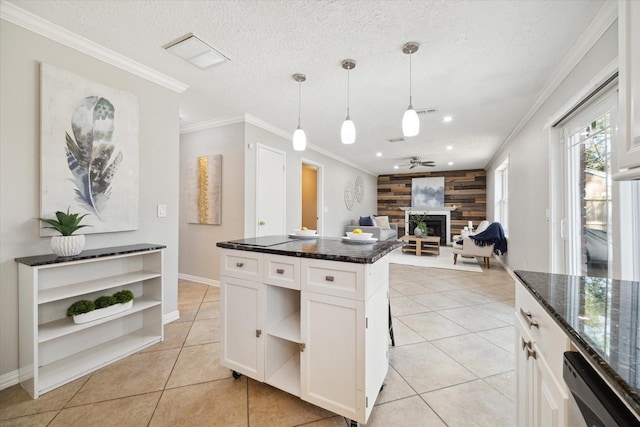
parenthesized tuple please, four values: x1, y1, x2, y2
(216, 236, 401, 426)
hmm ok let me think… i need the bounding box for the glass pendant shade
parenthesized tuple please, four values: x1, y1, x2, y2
(341, 116, 356, 144)
(402, 106, 420, 137)
(292, 73, 307, 151)
(293, 127, 306, 151)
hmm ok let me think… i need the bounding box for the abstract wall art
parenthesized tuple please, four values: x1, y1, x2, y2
(186, 155, 222, 225)
(411, 177, 445, 208)
(40, 63, 139, 235)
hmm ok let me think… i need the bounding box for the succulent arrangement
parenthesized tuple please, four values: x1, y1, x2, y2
(39, 207, 90, 236)
(66, 290, 134, 317)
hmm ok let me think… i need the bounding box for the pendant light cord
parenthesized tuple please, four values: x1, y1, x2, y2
(298, 81, 302, 128)
(409, 52, 413, 106)
(347, 67, 350, 117)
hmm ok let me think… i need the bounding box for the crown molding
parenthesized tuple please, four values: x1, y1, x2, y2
(180, 113, 376, 176)
(0, 1, 189, 93)
(487, 0, 618, 169)
(180, 115, 246, 134)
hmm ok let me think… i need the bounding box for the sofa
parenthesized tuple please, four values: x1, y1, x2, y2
(345, 215, 398, 241)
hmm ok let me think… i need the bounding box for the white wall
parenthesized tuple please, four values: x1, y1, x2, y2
(178, 120, 377, 283)
(486, 20, 618, 273)
(0, 22, 180, 380)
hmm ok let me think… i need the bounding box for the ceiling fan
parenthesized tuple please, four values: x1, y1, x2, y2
(400, 156, 436, 169)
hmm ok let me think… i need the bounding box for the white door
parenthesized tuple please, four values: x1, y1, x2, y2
(256, 144, 286, 236)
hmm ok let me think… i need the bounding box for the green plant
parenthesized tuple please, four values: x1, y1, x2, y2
(39, 207, 90, 236)
(409, 214, 429, 235)
(66, 300, 95, 317)
(94, 295, 117, 309)
(113, 290, 134, 304)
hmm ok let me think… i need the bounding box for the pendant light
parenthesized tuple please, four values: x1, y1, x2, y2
(292, 73, 307, 151)
(402, 42, 420, 137)
(341, 59, 356, 144)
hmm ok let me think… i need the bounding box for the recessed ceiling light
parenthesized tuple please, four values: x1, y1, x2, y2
(448, 161, 454, 166)
(376, 152, 382, 157)
(394, 165, 399, 169)
(443, 116, 453, 123)
(446, 145, 453, 150)
(164, 33, 229, 69)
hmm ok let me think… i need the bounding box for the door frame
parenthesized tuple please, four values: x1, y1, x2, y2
(301, 158, 324, 236)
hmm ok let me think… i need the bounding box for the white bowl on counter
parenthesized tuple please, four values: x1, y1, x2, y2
(293, 229, 317, 236)
(346, 232, 374, 240)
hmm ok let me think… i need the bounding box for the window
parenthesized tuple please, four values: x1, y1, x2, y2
(494, 159, 509, 236)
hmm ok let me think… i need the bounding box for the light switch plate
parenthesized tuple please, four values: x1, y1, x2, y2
(157, 204, 167, 218)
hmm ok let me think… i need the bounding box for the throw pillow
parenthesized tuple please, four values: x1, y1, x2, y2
(373, 215, 391, 230)
(359, 216, 374, 226)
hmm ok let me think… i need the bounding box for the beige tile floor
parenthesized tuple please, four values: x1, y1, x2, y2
(0, 260, 515, 426)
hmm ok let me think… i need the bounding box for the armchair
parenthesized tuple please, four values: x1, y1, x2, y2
(452, 237, 495, 268)
(452, 222, 507, 269)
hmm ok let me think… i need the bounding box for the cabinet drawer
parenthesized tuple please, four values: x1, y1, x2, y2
(221, 250, 263, 281)
(264, 254, 300, 290)
(301, 259, 364, 299)
(515, 280, 569, 380)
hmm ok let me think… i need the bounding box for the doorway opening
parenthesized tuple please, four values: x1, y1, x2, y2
(301, 162, 323, 233)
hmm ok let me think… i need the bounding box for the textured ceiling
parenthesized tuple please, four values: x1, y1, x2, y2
(7, 0, 608, 175)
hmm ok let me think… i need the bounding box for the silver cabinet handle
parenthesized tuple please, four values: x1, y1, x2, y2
(325, 275, 334, 282)
(526, 348, 537, 360)
(276, 268, 285, 274)
(256, 329, 262, 338)
(236, 262, 244, 268)
(521, 338, 532, 351)
(519, 308, 539, 329)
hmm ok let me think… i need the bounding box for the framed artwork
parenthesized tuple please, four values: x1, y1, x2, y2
(186, 155, 222, 224)
(40, 63, 139, 235)
(411, 177, 444, 208)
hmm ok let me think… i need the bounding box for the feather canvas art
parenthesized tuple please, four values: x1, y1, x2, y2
(40, 64, 139, 235)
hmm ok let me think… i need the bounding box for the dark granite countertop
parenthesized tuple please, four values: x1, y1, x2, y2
(15, 243, 166, 267)
(515, 270, 640, 416)
(216, 236, 402, 264)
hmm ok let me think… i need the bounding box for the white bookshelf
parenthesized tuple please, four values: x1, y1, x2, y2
(16, 244, 165, 399)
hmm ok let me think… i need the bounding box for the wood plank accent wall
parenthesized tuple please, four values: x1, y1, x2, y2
(378, 169, 487, 240)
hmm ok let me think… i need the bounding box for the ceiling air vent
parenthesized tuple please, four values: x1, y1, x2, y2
(164, 33, 229, 70)
(416, 107, 438, 115)
(387, 137, 405, 143)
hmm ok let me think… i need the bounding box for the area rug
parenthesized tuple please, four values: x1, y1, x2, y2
(388, 246, 483, 273)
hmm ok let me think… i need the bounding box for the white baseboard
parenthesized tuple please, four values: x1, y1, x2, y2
(178, 273, 220, 287)
(163, 310, 180, 324)
(0, 368, 20, 391)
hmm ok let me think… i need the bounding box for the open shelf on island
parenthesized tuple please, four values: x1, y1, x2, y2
(267, 311, 301, 343)
(266, 352, 301, 397)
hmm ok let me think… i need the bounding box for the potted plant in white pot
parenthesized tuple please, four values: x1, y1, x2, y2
(38, 207, 90, 256)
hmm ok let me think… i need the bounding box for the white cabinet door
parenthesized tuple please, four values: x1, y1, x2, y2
(516, 318, 535, 427)
(515, 315, 567, 427)
(300, 290, 365, 422)
(532, 344, 567, 427)
(220, 276, 264, 381)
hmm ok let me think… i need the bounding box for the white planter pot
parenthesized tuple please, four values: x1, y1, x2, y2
(72, 300, 133, 324)
(51, 234, 85, 257)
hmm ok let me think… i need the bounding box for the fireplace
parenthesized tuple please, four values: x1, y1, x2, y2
(408, 214, 447, 245)
(402, 207, 456, 245)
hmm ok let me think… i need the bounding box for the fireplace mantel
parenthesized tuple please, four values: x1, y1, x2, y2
(402, 207, 455, 245)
